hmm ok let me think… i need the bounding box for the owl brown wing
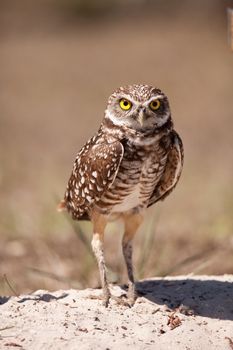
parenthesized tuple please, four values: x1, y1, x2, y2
(60, 138, 124, 220)
(148, 131, 184, 207)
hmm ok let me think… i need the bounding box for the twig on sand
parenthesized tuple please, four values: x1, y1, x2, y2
(0, 326, 15, 332)
(167, 311, 182, 330)
(4, 342, 22, 348)
(225, 337, 233, 350)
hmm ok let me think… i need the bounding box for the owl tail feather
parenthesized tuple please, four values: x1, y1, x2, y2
(57, 199, 67, 212)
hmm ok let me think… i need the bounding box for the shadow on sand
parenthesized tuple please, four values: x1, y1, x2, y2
(17, 292, 69, 303)
(135, 278, 233, 321)
(0, 292, 68, 305)
(0, 296, 11, 305)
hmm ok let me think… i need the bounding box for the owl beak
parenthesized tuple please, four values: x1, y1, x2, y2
(137, 108, 146, 127)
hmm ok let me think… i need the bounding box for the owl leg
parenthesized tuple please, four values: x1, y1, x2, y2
(91, 212, 110, 307)
(122, 212, 144, 306)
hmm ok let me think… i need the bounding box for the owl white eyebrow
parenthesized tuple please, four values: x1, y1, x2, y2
(147, 95, 164, 103)
(119, 95, 134, 103)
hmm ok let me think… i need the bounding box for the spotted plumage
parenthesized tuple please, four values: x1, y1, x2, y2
(59, 84, 184, 307)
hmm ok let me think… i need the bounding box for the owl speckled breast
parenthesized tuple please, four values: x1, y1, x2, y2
(96, 133, 170, 215)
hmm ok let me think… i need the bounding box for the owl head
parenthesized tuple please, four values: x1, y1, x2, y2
(104, 84, 172, 132)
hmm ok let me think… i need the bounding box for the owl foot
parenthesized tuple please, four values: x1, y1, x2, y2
(111, 295, 131, 307)
(126, 283, 137, 307)
(87, 292, 133, 307)
(87, 290, 111, 307)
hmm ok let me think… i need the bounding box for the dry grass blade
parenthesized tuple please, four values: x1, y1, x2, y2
(54, 194, 94, 257)
(3, 275, 19, 297)
(27, 267, 81, 288)
(227, 8, 233, 50)
(68, 218, 94, 257)
(137, 209, 160, 279)
(160, 248, 217, 277)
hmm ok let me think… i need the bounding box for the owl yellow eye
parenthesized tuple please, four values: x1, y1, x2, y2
(149, 99, 161, 111)
(119, 98, 132, 111)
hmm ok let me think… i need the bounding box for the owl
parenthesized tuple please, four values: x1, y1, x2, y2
(58, 84, 184, 307)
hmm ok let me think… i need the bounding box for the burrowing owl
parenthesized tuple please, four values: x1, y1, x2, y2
(59, 84, 184, 307)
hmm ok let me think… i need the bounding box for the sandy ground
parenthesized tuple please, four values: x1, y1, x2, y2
(0, 275, 232, 350)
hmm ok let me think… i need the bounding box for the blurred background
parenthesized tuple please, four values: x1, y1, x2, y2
(0, 0, 233, 295)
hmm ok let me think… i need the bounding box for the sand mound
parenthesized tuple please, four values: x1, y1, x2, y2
(0, 275, 232, 350)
